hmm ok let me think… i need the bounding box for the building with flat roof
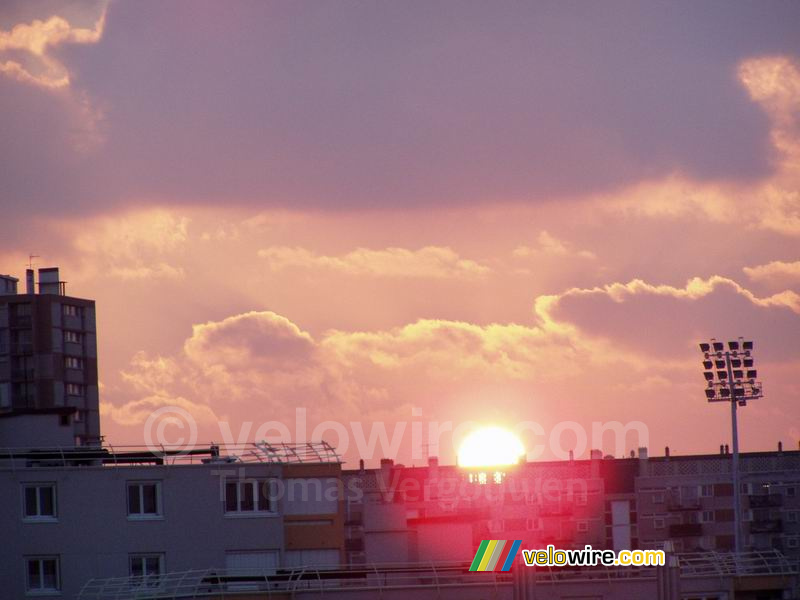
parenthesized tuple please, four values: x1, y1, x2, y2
(0, 267, 100, 446)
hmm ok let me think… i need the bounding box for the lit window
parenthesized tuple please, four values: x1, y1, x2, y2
(493, 471, 505, 484)
(128, 482, 162, 518)
(23, 484, 57, 520)
(225, 479, 276, 514)
(26, 557, 59, 593)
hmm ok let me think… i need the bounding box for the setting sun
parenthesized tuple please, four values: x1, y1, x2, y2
(457, 426, 526, 468)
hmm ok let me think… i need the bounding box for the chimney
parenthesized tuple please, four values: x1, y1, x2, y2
(26, 269, 34, 294)
(778, 441, 783, 453)
(725, 444, 729, 455)
(665, 446, 670, 458)
(427, 456, 439, 478)
(720, 444, 725, 455)
(359, 459, 365, 472)
(569, 449, 574, 462)
(380, 458, 394, 471)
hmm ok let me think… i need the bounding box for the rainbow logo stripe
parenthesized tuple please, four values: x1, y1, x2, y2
(469, 540, 522, 572)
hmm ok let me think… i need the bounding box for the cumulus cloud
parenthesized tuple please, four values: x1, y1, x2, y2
(0, 9, 106, 88)
(258, 246, 490, 280)
(744, 260, 800, 285)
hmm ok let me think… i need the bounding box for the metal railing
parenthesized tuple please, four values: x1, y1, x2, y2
(78, 562, 510, 600)
(0, 441, 342, 468)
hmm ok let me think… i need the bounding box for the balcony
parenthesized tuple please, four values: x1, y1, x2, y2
(10, 368, 35, 381)
(668, 523, 703, 537)
(749, 519, 782, 534)
(748, 494, 782, 509)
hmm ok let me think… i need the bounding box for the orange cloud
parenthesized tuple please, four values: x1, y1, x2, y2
(258, 246, 490, 280)
(0, 9, 106, 88)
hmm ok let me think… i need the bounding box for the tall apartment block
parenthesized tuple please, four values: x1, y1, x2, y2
(0, 267, 100, 446)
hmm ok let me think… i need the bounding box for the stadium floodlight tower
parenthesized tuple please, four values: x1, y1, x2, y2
(698, 337, 763, 555)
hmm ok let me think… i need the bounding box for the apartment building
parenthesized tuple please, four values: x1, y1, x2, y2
(0, 267, 100, 445)
(0, 442, 346, 598)
(342, 446, 800, 566)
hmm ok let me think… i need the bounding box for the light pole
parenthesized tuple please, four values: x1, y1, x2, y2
(698, 338, 763, 555)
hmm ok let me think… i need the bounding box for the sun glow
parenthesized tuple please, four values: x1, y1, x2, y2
(457, 426, 526, 468)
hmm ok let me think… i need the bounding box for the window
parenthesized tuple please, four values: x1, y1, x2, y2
(653, 517, 665, 529)
(127, 482, 162, 518)
(225, 479, 275, 514)
(129, 554, 164, 584)
(64, 356, 83, 370)
(699, 484, 713, 498)
(62, 305, 81, 317)
(575, 492, 588, 506)
(576, 520, 589, 532)
(787, 487, 796, 498)
(788, 511, 798, 523)
(65, 383, 84, 397)
(63, 331, 81, 344)
(740, 483, 752, 495)
(526, 517, 542, 530)
(14, 303, 32, 317)
(488, 519, 504, 532)
(701, 510, 714, 523)
(787, 538, 799, 549)
(652, 492, 665, 504)
(23, 484, 57, 520)
(26, 557, 59, 593)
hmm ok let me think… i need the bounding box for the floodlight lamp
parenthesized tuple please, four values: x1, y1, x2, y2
(713, 342, 724, 352)
(720, 388, 731, 398)
(733, 370, 743, 379)
(743, 358, 754, 368)
(751, 386, 761, 396)
(738, 399, 747, 406)
(715, 360, 725, 369)
(733, 387, 744, 397)
(717, 370, 727, 379)
(746, 369, 757, 379)
(728, 341, 739, 351)
(704, 371, 714, 381)
(731, 358, 741, 368)
(742, 341, 753, 351)
(699, 343, 710, 353)
(705, 389, 716, 399)
(703, 360, 713, 369)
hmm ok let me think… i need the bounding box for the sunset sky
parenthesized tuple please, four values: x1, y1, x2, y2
(1, 1, 799, 466)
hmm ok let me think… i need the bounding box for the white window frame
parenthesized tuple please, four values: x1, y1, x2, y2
(700, 510, 714, 523)
(23, 484, 57, 521)
(699, 484, 713, 498)
(526, 517, 542, 531)
(127, 482, 163, 519)
(129, 553, 164, 587)
(25, 556, 60, 594)
(224, 478, 277, 516)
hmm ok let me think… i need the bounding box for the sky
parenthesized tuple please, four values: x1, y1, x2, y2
(1, 1, 799, 466)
